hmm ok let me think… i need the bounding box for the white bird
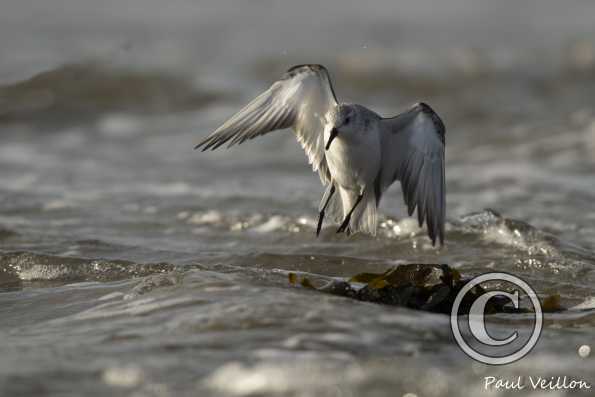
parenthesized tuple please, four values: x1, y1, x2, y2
(195, 64, 446, 245)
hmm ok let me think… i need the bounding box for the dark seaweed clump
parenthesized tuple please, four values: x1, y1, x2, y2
(289, 264, 540, 315)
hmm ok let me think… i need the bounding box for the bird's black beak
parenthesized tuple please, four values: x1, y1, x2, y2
(325, 128, 339, 150)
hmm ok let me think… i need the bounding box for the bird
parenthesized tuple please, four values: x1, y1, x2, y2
(194, 64, 446, 245)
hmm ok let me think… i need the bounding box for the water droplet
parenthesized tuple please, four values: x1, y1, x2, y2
(578, 344, 591, 358)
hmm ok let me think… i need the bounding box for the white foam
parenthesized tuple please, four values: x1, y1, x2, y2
(102, 365, 143, 388)
(187, 210, 223, 225)
(569, 297, 595, 311)
(18, 264, 72, 281)
(253, 216, 286, 233)
(482, 224, 526, 248)
(204, 361, 360, 396)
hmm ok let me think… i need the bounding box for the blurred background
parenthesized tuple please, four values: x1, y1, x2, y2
(1, 1, 594, 396)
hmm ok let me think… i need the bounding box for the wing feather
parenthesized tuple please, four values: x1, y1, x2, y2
(195, 64, 337, 184)
(379, 103, 446, 245)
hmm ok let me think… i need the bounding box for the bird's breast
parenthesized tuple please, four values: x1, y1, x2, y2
(325, 131, 381, 191)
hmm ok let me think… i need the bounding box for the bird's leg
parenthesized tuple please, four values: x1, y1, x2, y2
(337, 193, 364, 234)
(316, 184, 335, 237)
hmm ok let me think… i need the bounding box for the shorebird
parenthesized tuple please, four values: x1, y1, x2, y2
(195, 64, 446, 245)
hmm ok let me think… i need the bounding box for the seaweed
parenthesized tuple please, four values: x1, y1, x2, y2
(542, 293, 564, 312)
(288, 264, 533, 315)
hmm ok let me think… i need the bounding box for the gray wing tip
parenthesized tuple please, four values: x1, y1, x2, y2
(428, 220, 445, 247)
(425, 213, 444, 247)
(286, 64, 328, 73)
(283, 64, 330, 80)
(414, 102, 446, 145)
(194, 136, 220, 151)
(194, 137, 211, 151)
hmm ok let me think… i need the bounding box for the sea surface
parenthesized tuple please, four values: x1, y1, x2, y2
(1, 1, 594, 396)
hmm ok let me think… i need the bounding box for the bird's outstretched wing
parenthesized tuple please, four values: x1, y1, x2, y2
(195, 64, 338, 184)
(378, 103, 446, 245)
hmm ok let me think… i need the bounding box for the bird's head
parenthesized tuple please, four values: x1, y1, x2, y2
(325, 105, 357, 150)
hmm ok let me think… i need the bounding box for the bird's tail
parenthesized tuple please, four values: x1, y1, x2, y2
(320, 186, 377, 235)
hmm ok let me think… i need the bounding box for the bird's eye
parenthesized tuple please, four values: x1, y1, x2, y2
(345, 117, 351, 124)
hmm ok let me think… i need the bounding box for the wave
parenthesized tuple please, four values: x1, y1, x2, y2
(0, 251, 176, 290)
(0, 227, 18, 240)
(0, 63, 221, 126)
(2, 210, 593, 296)
(183, 207, 594, 256)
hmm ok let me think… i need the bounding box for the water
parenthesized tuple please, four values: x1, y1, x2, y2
(1, 1, 595, 396)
